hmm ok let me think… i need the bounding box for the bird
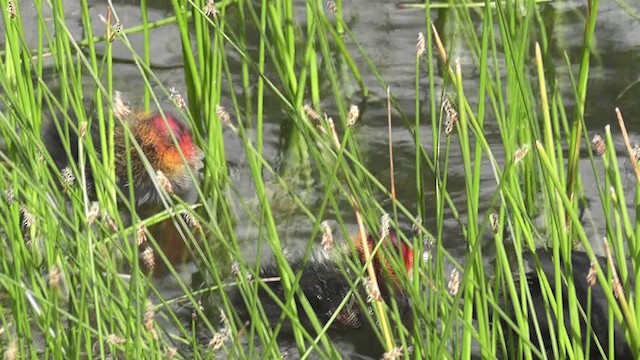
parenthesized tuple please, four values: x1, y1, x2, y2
(44, 109, 204, 206)
(222, 230, 415, 356)
(504, 250, 634, 359)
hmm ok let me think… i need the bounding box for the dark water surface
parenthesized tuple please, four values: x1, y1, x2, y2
(10, 0, 640, 358)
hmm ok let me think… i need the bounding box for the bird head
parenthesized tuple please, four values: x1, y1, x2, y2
(125, 112, 204, 204)
(354, 229, 414, 288)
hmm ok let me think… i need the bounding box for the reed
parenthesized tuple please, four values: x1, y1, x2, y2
(1, 0, 638, 359)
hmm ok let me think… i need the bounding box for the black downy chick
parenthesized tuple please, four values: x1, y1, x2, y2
(506, 250, 634, 359)
(223, 230, 415, 357)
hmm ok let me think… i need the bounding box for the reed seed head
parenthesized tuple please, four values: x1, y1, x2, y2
(144, 300, 158, 339)
(79, 122, 87, 138)
(209, 331, 227, 351)
(411, 216, 422, 235)
(382, 346, 404, 360)
(166, 347, 177, 359)
(181, 210, 201, 229)
(4, 187, 15, 205)
(60, 166, 75, 188)
(513, 144, 530, 164)
(347, 105, 359, 127)
(587, 260, 597, 288)
(364, 277, 382, 303)
(169, 87, 187, 109)
(448, 269, 460, 296)
(20, 205, 35, 229)
(490, 211, 500, 234)
(87, 201, 100, 225)
(219, 310, 230, 328)
(204, 0, 219, 17)
(106, 334, 126, 345)
(321, 220, 333, 252)
(423, 236, 433, 262)
(7, 1, 16, 19)
(612, 277, 623, 299)
(417, 32, 426, 56)
(380, 213, 390, 239)
(327, 0, 338, 16)
(48, 265, 60, 290)
(113, 91, 131, 119)
(136, 224, 147, 245)
(142, 247, 155, 271)
(156, 170, 174, 194)
(209, 311, 230, 350)
(609, 186, 617, 205)
(113, 22, 123, 36)
(303, 103, 322, 122)
(591, 134, 606, 156)
(443, 97, 458, 136)
(4, 340, 17, 360)
(231, 261, 241, 277)
(192, 300, 204, 321)
(632, 144, 640, 163)
(216, 105, 236, 133)
(36, 148, 45, 163)
(102, 212, 118, 232)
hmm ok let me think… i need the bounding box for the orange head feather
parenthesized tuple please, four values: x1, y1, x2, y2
(354, 230, 414, 288)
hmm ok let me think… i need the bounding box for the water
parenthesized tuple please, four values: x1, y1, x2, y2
(11, 0, 640, 357)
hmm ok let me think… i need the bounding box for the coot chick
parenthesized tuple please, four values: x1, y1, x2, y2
(508, 250, 634, 359)
(226, 230, 414, 356)
(44, 110, 203, 205)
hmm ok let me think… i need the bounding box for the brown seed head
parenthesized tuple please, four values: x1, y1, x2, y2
(7, 1, 16, 19)
(490, 211, 500, 234)
(303, 103, 322, 122)
(61, 166, 75, 188)
(411, 216, 422, 236)
(4, 187, 15, 205)
(632, 144, 640, 163)
(514, 144, 530, 164)
(448, 269, 460, 296)
(204, 0, 219, 17)
(87, 201, 100, 225)
(216, 105, 235, 132)
(20, 205, 35, 229)
(142, 247, 155, 271)
(591, 134, 606, 156)
(417, 32, 426, 56)
(327, 0, 337, 16)
(347, 105, 359, 127)
(364, 277, 382, 303)
(144, 300, 158, 339)
(587, 260, 597, 288)
(382, 346, 404, 360)
(102, 212, 118, 232)
(113, 91, 131, 119)
(181, 210, 201, 229)
(106, 334, 126, 345)
(166, 347, 178, 359)
(169, 87, 187, 109)
(610, 186, 618, 205)
(48, 266, 60, 290)
(156, 170, 174, 194)
(321, 220, 333, 252)
(443, 97, 458, 136)
(380, 213, 390, 239)
(136, 224, 148, 245)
